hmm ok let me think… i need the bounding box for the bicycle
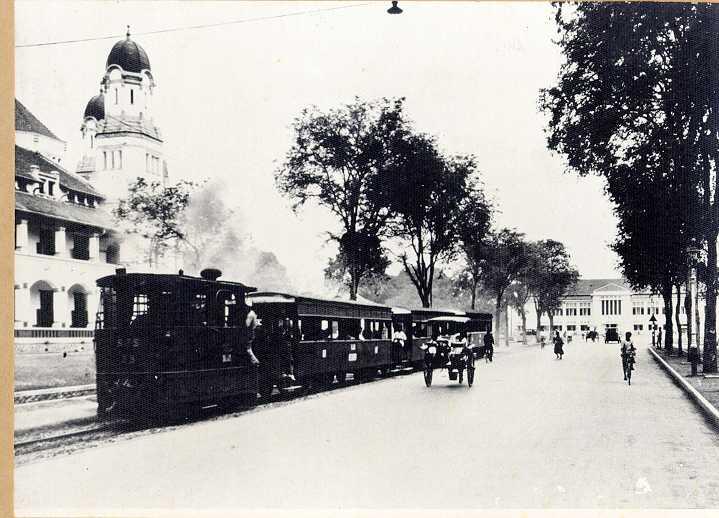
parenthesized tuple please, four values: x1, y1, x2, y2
(622, 351, 636, 386)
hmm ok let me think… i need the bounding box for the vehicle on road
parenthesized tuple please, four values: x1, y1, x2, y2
(605, 328, 620, 344)
(419, 316, 483, 388)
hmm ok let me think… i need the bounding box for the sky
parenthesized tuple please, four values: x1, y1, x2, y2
(15, 0, 622, 291)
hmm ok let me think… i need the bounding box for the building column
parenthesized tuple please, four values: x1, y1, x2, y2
(89, 233, 100, 261)
(13, 283, 32, 329)
(55, 226, 68, 257)
(15, 219, 28, 251)
(54, 287, 68, 328)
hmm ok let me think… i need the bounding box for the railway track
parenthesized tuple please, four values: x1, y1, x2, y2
(15, 367, 418, 460)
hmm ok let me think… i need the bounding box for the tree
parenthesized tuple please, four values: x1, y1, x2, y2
(540, 3, 718, 369)
(114, 177, 198, 268)
(384, 133, 480, 307)
(456, 187, 493, 310)
(506, 280, 531, 344)
(276, 97, 409, 300)
(478, 228, 528, 344)
(324, 231, 391, 296)
(526, 240, 579, 340)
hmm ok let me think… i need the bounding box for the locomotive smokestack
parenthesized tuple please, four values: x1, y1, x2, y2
(200, 268, 222, 281)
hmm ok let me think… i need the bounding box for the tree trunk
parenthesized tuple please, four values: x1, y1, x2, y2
(548, 313, 555, 341)
(695, 285, 702, 357)
(675, 284, 683, 356)
(685, 283, 692, 351)
(495, 296, 501, 336)
(662, 281, 674, 355)
(504, 306, 510, 346)
(704, 228, 718, 372)
(535, 309, 542, 344)
(521, 311, 527, 344)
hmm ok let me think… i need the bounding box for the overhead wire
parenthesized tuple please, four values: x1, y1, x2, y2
(16, 2, 373, 48)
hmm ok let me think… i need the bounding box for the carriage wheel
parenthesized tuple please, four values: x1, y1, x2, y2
(424, 367, 433, 387)
(467, 367, 475, 387)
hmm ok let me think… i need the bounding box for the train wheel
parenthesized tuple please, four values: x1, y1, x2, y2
(424, 367, 433, 387)
(239, 392, 258, 408)
(467, 367, 475, 387)
(259, 381, 274, 400)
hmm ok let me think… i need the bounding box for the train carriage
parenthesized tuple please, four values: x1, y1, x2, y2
(248, 292, 394, 393)
(94, 268, 258, 420)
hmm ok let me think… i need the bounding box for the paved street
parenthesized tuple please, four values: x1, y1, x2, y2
(15, 340, 719, 511)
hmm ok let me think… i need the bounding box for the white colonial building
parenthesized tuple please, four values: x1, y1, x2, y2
(516, 278, 695, 341)
(14, 31, 167, 346)
(14, 101, 120, 345)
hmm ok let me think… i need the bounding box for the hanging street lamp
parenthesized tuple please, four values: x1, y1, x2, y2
(387, 1, 403, 15)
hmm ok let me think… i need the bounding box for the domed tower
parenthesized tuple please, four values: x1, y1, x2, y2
(76, 27, 167, 202)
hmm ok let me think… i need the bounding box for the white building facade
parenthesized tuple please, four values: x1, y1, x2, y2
(14, 32, 167, 346)
(14, 101, 120, 346)
(516, 278, 700, 341)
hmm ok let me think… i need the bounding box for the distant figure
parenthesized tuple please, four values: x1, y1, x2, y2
(621, 331, 636, 381)
(483, 330, 495, 362)
(553, 331, 564, 360)
(657, 326, 663, 347)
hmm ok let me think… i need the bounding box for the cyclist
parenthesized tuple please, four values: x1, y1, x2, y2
(621, 331, 636, 383)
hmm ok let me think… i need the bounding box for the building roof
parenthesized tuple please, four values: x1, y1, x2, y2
(15, 99, 62, 141)
(84, 93, 105, 121)
(15, 146, 103, 198)
(15, 191, 114, 229)
(564, 278, 635, 297)
(106, 35, 151, 73)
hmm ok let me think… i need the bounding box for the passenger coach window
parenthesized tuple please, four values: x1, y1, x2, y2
(131, 294, 149, 324)
(331, 321, 339, 339)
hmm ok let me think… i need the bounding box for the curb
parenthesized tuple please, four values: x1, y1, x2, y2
(14, 384, 96, 405)
(648, 347, 719, 428)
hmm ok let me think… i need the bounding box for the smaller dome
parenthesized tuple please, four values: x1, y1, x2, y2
(84, 93, 105, 121)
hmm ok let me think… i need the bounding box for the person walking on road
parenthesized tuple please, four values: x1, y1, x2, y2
(483, 330, 495, 363)
(553, 331, 564, 360)
(621, 331, 637, 382)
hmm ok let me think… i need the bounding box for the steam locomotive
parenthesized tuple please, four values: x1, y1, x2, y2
(94, 268, 492, 420)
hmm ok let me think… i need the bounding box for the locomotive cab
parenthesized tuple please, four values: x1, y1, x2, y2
(94, 268, 257, 420)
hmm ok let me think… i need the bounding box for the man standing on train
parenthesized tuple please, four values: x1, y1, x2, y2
(245, 298, 260, 366)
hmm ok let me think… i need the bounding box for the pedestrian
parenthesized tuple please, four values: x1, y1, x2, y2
(245, 298, 260, 366)
(553, 331, 564, 360)
(621, 331, 636, 381)
(483, 330, 495, 363)
(657, 326, 663, 348)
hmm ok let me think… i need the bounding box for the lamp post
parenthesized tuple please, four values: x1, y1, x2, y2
(687, 245, 701, 376)
(650, 314, 657, 348)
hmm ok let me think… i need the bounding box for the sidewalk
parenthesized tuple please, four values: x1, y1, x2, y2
(650, 347, 719, 427)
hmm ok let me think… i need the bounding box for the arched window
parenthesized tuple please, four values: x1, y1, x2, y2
(30, 280, 56, 327)
(130, 89, 134, 104)
(117, 150, 122, 169)
(68, 284, 90, 328)
(103, 151, 108, 170)
(90, 134, 94, 148)
(114, 88, 118, 105)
